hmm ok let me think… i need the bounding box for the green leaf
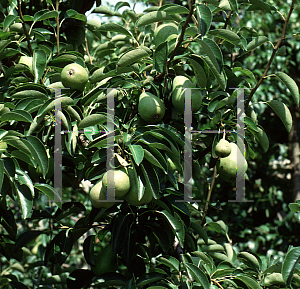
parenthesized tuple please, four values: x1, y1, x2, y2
(0, 159, 4, 192)
(158, 210, 185, 246)
(282, 247, 300, 287)
(14, 231, 45, 252)
(93, 6, 120, 16)
(4, 15, 19, 31)
(158, 4, 189, 14)
(289, 203, 300, 213)
(188, 57, 207, 88)
(65, 9, 86, 22)
(246, 36, 269, 51)
(228, 0, 238, 12)
(275, 72, 299, 106)
(143, 149, 167, 173)
(96, 23, 132, 37)
(140, 162, 159, 198)
(0, 40, 11, 54)
(37, 96, 74, 117)
(154, 41, 168, 73)
(266, 100, 293, 132)
(22, 136, 49, 179)
(129, 144, 144, 165)
(235, 275, 263, 289)
(34, 9, 58, 22)
(157, 256, 180, 272)
(249, 125, 269, 152)
(78, 114, 106, 130)
(33, 49, 47, 83)
(136, 273, 166, 287)
(16, 184, 33, 219)
(191, 219, 208, 244)
(117, 48, 149, 67)
(34, 184, 62, 209)
(115, 2, 130, 11)
(1, 110, 33, 123)
(11, 89, 48, 100)
(136, 11, 174, 28)
(238, 251, 261, 271)
(203, 55, 227, 90)
(203, 38, 224, 68)
(209, 29, 241, 46)
(196, 4, 212, 37)
(184, 263, 210, 289)
(196, 40, 221, 71)
(16, 169, 35, 198)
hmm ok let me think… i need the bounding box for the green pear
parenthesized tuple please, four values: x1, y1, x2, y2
(60, 63, 89, 91)
(18, 56, 33, 74)
(215, 139, 231, 158)
(172, 76, 202, 114)
(138, 92, 165, 124)
(216, 142, 248, 182)
(89, 181, 115, 209)
(102, 170, 130, 198)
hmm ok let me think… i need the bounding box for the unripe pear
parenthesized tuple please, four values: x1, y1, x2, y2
(215, 139, 231, 158)
(138, 92, 165, 124)
(89, 181, 115, 209)
(60, 63, 89, 91)
(102, 170, 130, 198)
(217, 142, 247, 182)
(172, 76, 202, 114)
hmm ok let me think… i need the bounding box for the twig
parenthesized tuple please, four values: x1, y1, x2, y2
(218, 10, 233, 45)
(167, 0, 195, 70)
(245, 0, 296, 109)
(201, 165, 217, 225)
(17, 0, 33, 56)
(85, 37, 93, 64)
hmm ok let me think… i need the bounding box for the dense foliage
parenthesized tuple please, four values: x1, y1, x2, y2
(0, 0, 300, 288)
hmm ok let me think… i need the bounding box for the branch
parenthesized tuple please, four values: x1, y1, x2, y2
(218, 10, 233, 45)
(17, 0, 33, 56)
(167, 0, 195, 70)
(201, 165, 217, 225)
(245, 0, 296, 109)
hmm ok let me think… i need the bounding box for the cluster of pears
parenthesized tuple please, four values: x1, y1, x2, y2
(89, 167, 152, 209)
(215, 138, 248, 182)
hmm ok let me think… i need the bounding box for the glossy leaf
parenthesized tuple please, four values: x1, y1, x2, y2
(275, 72, 299, 106)
(96, 23, 132, 37)
(129, 144, 144, 165)
(22, 136, 49, 179)
(196, 4, 212, 37)
(78, 114, 106, 130)
(154, 41, 168, 73)
(34, 184, 62, 209)
(209, 29, 241, 46)
(136, 11, 174, 28)
(266, 100, 292, 132)
(1, 110, 33, 123)
(282, 246, 300, 287)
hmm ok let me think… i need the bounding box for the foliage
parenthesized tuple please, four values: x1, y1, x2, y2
(0, 0, 300, 288)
